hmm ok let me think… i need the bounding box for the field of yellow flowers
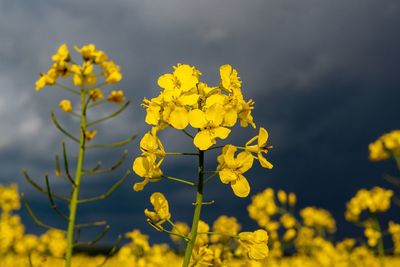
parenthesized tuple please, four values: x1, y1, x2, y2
(1, 44, 400, 266)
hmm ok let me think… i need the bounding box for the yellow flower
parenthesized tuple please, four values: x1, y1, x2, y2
(132, 154, 163, 191)
(170, 221, 190, 243)
(277, 190, 287, 204)
(288, 192, 297, 207)
(300, 207, 336, 233)
(389, 221, 400, 254)
(190, 245, 214, 267)
(59, 99, 72, 112)
(194, 220, 210, 247)
(51, 43, 70, 63)
(71, 62, 97, 86)
(108, 90, 125, 104)
(238, 229, 269, 260)
(220, 64, 241, 92)
(280, 214, 296, 229)
(247, 188, 278, 228)
(245, 127, 273, 169)
(211, 215, 241, 243)
(84, 130, 97, 141)
(140, 128, 165, 158)
(125, 229, 150, 252)
(189, 105, 231, 150)
(364, 226, 381, 247)
(217, 145, 254, 197)
(345, 187, 393, 222)
(283, 228, 296, 241)
(0, 184, 20, 212)
(158, 64, 200, 92)
(75, 44, 108, 64)
(144, 192, 171, 229)
(39, 229, 67, 257)
(101, 60, 122, 83)
(88, 88, 104, 102)
(35, 71, 57, 91)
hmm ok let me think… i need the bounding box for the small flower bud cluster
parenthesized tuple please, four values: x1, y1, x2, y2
(369, 130, 400, 161)
(345, 187, 393, 222)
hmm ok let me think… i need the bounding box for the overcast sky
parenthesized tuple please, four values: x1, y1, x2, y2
(1, 0, 400, 245)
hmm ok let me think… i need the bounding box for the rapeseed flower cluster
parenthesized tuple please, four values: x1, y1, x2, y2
(134, 64, 272, 197)
(36, 44, 122, 91)
(345, 187, 393, 222)
(369, 130, 400, 161)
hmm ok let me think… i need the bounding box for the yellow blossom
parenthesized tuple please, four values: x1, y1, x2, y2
(245, 127, 273, 169)
(85, 130, 97, 141)
(217, 145, 254, 197)
(59, 99, 72, 112)
(0, 184, 20, 213)
(139, 127, 165, 158)
(71, 62, 97, 86)
(88, 88, 104, 102)
(170, 221, 190, 243)
(189, 105, 231, 150)
(51, 43, 70, 63)
(238, 229, 269, 260)
(102, 61, 122, 83)
(277, 190, 287, 204)
(144, 192, 171, 229)
(288, 192, 297, 207)
(132, 154, 163, 191)
(345, 187, 393, 222)
(108, 90, 125, 104)
(211, 215, 241, 243)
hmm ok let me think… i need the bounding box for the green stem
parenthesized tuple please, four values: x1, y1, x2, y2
(65, 88, 87, 267)
(182, 150, 204, 267)
(372, 213, 385, 267)
(163, 175, 195, 186)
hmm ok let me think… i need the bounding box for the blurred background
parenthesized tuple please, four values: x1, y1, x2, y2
(1, 0, 400, 245)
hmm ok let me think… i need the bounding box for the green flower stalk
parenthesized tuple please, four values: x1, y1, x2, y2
(24, 43, 135, 267)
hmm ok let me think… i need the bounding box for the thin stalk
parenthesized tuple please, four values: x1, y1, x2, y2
(56, 83, 80, 95)
(372, 213, 385, 267)
(166, 152, 199, 156)
(182, 149, 204, 267)
(87, 101, 130, 127)
(65, 88, 87, 267)
(163, 175, 195, 186)
(86, 134, 137, 149)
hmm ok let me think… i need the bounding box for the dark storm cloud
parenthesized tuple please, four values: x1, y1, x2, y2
(1, 0, 400, 243)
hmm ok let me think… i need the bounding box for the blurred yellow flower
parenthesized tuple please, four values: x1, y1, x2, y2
(108, 90, 125, 104)
(59, 99, 72, 112)
(238, 229, 269, 260)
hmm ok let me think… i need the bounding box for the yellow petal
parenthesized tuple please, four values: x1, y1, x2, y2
(237, 152, 254, 173)
(223, 108, 238, 127)
(219, 169, 238, 184)
(194, 130, 213, 150)
(259, 154, 273, 169)
(179, 94, 199, 106)
(231, 175, 250, 198)
(133, 179, 149, 192)
(133, 157, 149, 177)
(158, 74, 175, 90)
(205, 94, 226, 108)
(220, 64, 233, 89)
(169, 107, 189, 130)
(189, 109, 207, 129)
(213, 127, 231, 140)
(205, 104, 224, 126)
(258, 127, 268, 146)
(248, 243, 269, 260)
